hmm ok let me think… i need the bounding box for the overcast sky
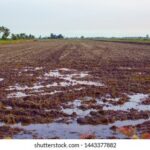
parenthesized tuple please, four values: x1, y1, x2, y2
(0, 0, 150, 37)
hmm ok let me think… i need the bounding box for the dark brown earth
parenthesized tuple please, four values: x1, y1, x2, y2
(0, 40, 150, 139)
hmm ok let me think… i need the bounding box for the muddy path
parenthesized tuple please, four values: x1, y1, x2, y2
(0, 40, 150, 139)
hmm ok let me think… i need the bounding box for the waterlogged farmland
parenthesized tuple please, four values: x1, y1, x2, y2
(0, 40, 150, 139)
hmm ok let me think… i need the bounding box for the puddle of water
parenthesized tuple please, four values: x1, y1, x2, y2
(96, 97, 120, 105)
(18, 67, 43, 76)
(7, 83, 45, 91)
(21, 67, 43, 72)
(6, 68, 104, 99)
(0, 78, 4, 82)
(12, 117, 150, 139)
(7, 92, 28, 98)
(41, 90, 63, 96)
(3, 93, 150, 139)
(46, 81, 72, 88)
(62, 108, 95, 117)
(35, 67, 43, 71)
(5, 106, 13, 110)
(8, 84, 31, 91)
(21, 67, 35, 72)
(102, 93, 150, 111)
(62, 99, 96, 117)
(2, 67, 150, 138)
(44, 69, 103, 87)
(0, 123, 5, 127)
(74, 80, 103, 86)
(59, 68, 73, 71)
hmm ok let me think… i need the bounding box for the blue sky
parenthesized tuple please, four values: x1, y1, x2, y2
(0, 0, 150, 37)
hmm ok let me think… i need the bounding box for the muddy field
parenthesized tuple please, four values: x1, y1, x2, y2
(0, 40, 150, 139)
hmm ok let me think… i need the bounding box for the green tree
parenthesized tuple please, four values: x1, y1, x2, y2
(146, 34, 149, 39)
(0, 26, 10, 40)
(11, 34, 17, 40)
(50, 33, 64, 39)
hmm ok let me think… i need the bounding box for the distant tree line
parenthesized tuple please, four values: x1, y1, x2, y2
(2, 25, 149, 41)
(40, 33, 64, 39)
(11, 33, 35, 40)
(0, 26, 64, 40)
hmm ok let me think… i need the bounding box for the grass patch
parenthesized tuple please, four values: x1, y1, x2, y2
(94, 38, 150, 44)
(0, 39, 35, 44)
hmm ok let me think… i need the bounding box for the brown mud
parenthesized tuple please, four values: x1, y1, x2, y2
(0, 40, 150, 139)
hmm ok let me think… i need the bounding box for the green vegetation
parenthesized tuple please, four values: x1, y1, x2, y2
(0, 25, 64, 44)
(0, 26, 35, 44)
(0, 26, 10, 40)
(70, 35, 150, 44)
(91, 37, 150, 44)
(11, 33, 35, 40)
(0, 39, 34, 44)
(39, 33, 64, 39)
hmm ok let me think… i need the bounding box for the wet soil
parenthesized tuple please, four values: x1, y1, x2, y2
(0, 40, 150, 139)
